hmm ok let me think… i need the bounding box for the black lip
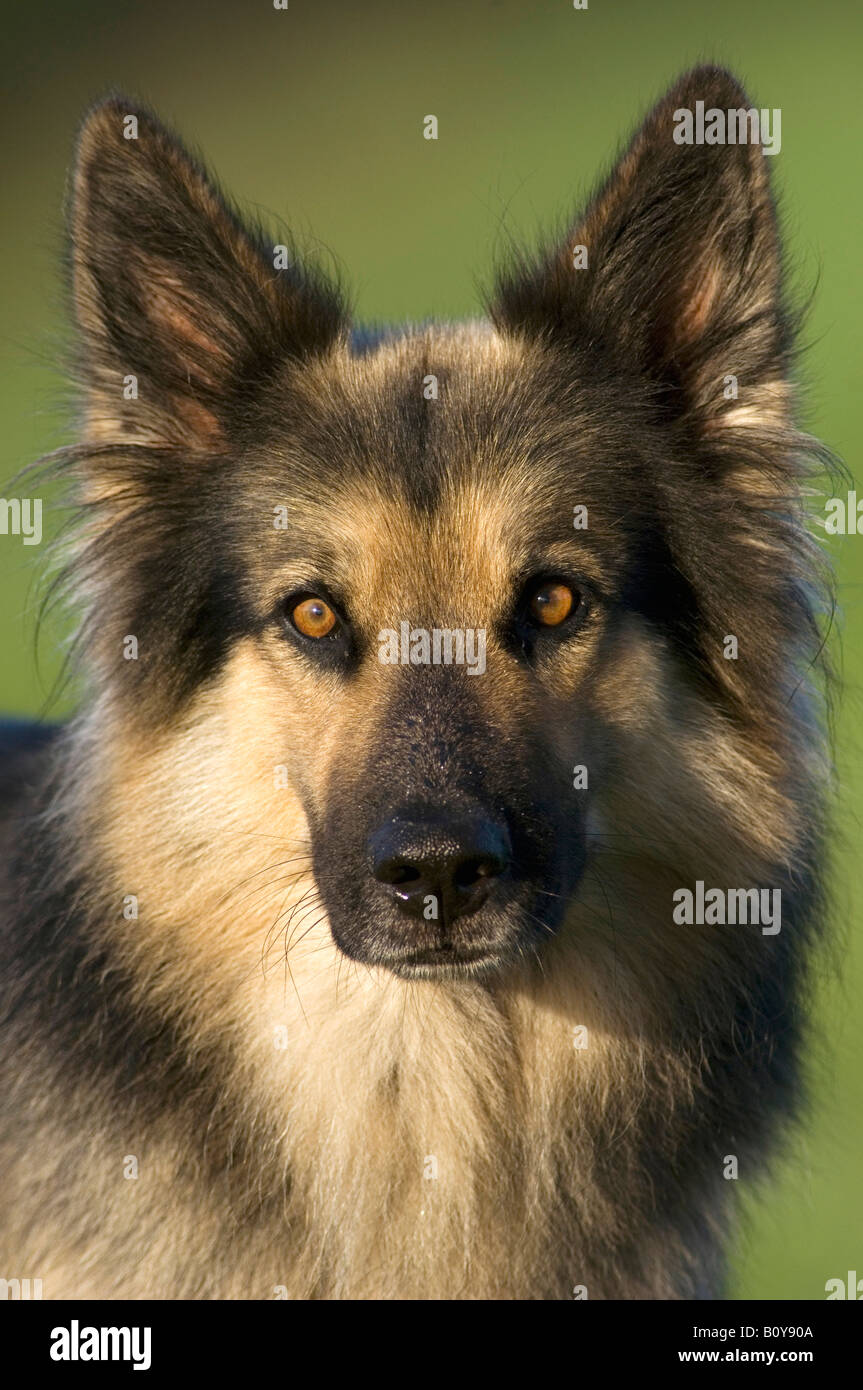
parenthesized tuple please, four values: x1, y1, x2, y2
(385, 942, 495, 965)
(326, 877, 578, 979)
(375, 941, 505, 978)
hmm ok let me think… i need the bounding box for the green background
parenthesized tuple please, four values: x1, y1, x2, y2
(1, 0, 860, 1299)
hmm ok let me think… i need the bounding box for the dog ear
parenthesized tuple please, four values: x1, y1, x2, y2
(491, 66, 789, 431)
(71, 97, 346, 451)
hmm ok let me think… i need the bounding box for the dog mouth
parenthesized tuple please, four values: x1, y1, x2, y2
(315, 802, 585, 982)
(375, 939, 508, 980)
(345, 888, 570, 980)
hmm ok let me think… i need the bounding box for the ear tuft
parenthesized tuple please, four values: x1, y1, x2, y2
(491, 66, 790, 432)
(71, 95, 347, 451)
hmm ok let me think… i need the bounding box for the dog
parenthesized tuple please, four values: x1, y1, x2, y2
(0, 65, 832, 1300)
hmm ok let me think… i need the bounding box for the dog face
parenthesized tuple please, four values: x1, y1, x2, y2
(244, 331, 627, 979)
(64, 70, 825, 993)
(230, 327, 735, 981)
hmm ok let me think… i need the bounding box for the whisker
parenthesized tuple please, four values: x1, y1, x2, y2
(215, 854, 313, 910)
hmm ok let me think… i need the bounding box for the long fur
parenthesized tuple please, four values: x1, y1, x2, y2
(0, 67, 835, 1300)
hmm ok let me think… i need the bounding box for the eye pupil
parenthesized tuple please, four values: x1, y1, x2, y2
(291, 596, 338, 639)
(530, 582, 575, 627)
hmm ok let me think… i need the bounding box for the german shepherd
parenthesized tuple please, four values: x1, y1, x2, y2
(0, 66, 831, 1300)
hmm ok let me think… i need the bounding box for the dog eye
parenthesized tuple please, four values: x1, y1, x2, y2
(290, 596, 338, 639)
(529, 582, 576, 627)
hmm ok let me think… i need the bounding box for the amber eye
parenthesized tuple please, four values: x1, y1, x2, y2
(291, 596, 338, 639)
(529, 581, 576, 627)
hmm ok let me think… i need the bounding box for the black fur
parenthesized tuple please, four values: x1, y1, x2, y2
(0, 66, 836, 1300)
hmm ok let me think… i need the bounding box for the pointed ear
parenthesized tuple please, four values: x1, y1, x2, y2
(491, 67, 790, 431)
(71, 97, 346, 451)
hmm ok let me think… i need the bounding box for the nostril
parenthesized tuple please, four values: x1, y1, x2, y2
(367, 807, 512, 921)
(453, 855, 506, 890)
(375, 859, 422, 888)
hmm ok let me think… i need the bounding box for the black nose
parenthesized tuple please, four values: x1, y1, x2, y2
(369, 807, 511, 923)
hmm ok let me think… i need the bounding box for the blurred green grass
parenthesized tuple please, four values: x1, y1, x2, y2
(1, 0, 860, 1297)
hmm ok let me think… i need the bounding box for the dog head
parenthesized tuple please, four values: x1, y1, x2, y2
(62, 69, 827, 990)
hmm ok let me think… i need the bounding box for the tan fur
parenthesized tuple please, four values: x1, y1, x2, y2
(2, 69, 830, 1298)
(1, 339, 820, 1293)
